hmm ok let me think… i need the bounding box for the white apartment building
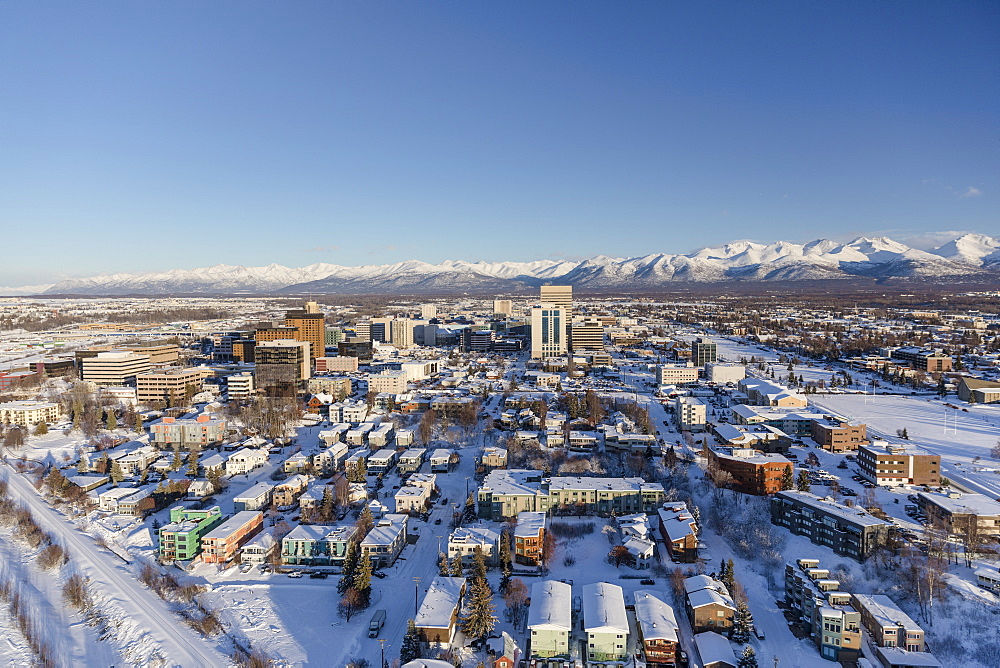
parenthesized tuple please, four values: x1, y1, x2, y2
(705, 362, 746, 384)
(227, 373, 254, 399)
(675, 396, 707, 432)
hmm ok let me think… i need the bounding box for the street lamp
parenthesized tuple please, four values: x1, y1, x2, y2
(413, 576, 421, 618)
(377, 638, 388, 668)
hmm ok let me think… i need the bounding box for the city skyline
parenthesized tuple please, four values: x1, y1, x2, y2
(2, 1, 996, 287)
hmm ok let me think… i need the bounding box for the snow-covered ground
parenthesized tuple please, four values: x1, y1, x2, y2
(1, 465, 231, 667)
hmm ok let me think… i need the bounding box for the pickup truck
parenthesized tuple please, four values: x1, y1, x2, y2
(368, 609, 386, 638)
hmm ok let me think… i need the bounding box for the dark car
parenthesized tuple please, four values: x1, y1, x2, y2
(434, 518, 442, 525)
(640, 579, 655, 585)
(373, 571, 388, 579)
(309, 571, 328, 579)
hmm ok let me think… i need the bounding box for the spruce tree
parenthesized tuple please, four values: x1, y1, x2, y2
(354, 553, 373, 607)
(471, 546, 488, 580)
(780, 466, 794, 491)
(109, 459, 125, 484)
(399, 618, 421, 663)
(171, 449, 183, 472)
(796, 470, 811, 493)
(187, 451, 199, 478)
(732, 600, 753, 643)
(737, 645, 758, 668)
(460, 577, 497, 641)
(106, 409, 117, 431)
(450, 554, 464, 577)
(439, 552, 450, 576)
(338, 541, 360, 594)
(722, 558, 736, 595)
(356, 506, 374, 537)
(34, 421, 48, 436)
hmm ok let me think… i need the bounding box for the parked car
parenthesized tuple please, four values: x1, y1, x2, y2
(309, 571, 328, 579)
(288, 571, 303, 578)
(434, 518, 442, 525)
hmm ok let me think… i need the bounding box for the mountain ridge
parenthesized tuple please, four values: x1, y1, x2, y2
(7, 233, 998, 296)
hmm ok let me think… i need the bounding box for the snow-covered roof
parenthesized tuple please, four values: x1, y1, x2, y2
(917, 490, 1000, 517)
(582, 582, 628, 634)
(526, 580, 572, 631)
(874, 646, 941, 667)
(515, 511, 546, 538)
(202, 511, 261, 541)
(776, 491, 893, 528)
(694, 631, 736, 667)
(852, 594, 922, 633)
(415, 576, 466, 630)
(632, 590, 678, 642)
(402, 661, 455, 668)
(233, 481, 273, 500)
(623, 536, 655, 557)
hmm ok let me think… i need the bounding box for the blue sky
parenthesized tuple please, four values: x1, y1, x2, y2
(1, 1, 996, 285)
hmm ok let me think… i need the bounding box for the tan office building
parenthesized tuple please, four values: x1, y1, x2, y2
(136, 367, 205, 406)
(81, 351, 152, 387)
(284, 301, 325, 361)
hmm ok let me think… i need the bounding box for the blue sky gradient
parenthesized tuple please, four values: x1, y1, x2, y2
(1, 1, 996, 285)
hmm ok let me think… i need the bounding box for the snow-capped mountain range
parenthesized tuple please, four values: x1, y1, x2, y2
(11, 233, 1000, 296)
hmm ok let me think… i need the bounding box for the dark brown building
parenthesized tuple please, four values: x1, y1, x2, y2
(858, 442, 940, 486)
(810, 418, 868, 452)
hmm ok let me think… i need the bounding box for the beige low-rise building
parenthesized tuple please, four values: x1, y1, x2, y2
(136, 367, 204, 406)
(81, 351, 152, 387)
(0, 400, 61, 427)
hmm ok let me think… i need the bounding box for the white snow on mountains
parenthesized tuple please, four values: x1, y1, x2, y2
(19, 232, 1000, 295)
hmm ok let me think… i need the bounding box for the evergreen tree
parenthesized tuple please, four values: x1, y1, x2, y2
(106, 409, 117, 431)
(338, 541, 360, 594)
(779, 466, 794, 491)
(133, 412, 143, 434)
(732, 600, 754, 644)
(449, 554, 464, 577)
(460, 576, 497, 641)
(356, 506, 374, 537)
(319, 486, 335, 522)
(438, 552, 450, 576)
(722, 558, 736, 595)
(77, 455, 88, 474)
(471, 546, 488, 580)
(354, 553, 373, 606)
(34, 421, 48, 436)
(109, 459, 125, 484)
(171, 449, 183, 471)
(737, 645, 758, 668)
(796, 470, 811, 493)
(400, 618, 421, 663)
(186, 450, 200, 478)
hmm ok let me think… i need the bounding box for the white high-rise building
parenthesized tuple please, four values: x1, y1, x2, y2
(391, 318, 414, 348)
(420, 304, 437, 319)
(493, 299, 513, 317)
(531, 307, 568, 359)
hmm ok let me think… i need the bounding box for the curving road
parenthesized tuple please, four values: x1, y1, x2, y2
(2, 466, 230, 668)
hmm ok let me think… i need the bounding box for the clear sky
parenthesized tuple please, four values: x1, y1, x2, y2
(1, 1, 997, 286)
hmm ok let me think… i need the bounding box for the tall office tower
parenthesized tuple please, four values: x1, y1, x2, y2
(691, 337, 718, 366)
(391, 318, 414, 348)
(371, 318, 393, 343)
(284, 302, 326, 362)
(493, 299, 513, 317)
(531, 307, 568, 359)
(571, 317, 605, 352)
(254, 339, 310, 397)
(540, 285, 573, 350)
(353, 320, 372, 341)
(420, 304, 437, 319)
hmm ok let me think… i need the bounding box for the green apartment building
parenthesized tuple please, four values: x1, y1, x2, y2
(527, 580, 572, 659)
(158, 505, 224, 561)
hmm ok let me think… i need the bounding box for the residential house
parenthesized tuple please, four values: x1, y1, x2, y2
(360, 514, 408, 567)
(514, 511, 547, 566)
(684, 575, 735, 634)
(151, 414, 227, 449)
(225, 448, 268, 476)
(395, 485, 431, 514)
(314, 442, 349, 475)
(367, 448, 397, 475)
(633, 590, 680, 668)
(415, 576, 467, 648)
(694, 632, 737, 668)
(240, 532, 277, 565)
(273, 474, 310, 509)
(233, 482, 273, 512)
(283, 452, 313, 474)
(582, 582, 629, 663)
(447, 525, 501, 565)
(430, 449, 452, 473)
(526, 580, 572, 659)
(657, 502, 699, 564)
(852, 594, 927, 652)
(398, 447, 426, 474)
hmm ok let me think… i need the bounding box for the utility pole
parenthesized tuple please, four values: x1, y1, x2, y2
(413, 576, 421, 618)
(378, 638, 387, 668)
